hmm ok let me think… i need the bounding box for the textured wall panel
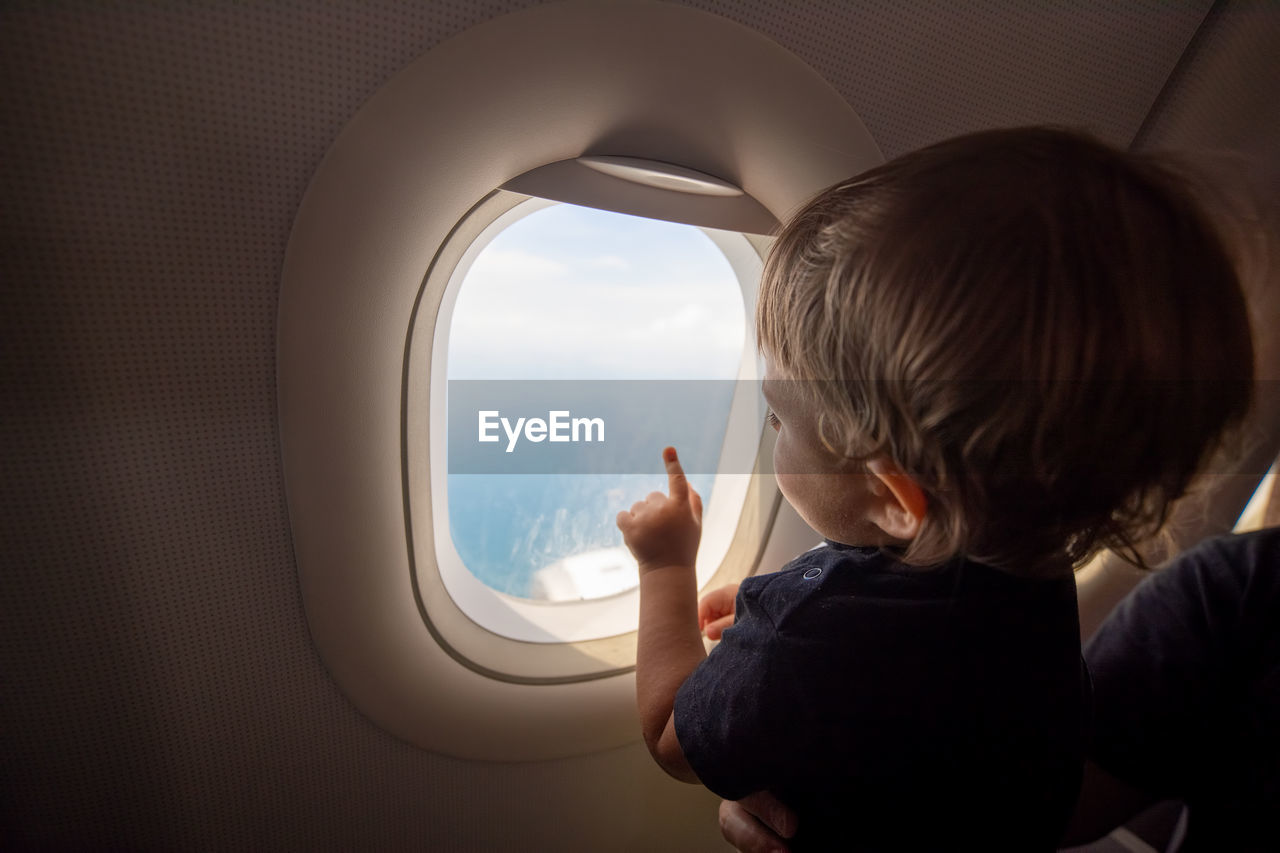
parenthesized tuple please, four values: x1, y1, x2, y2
(0, 3, 719, 849)
(694, 0, 1210, 157)
(0, 0, 1250, 849)
(1137, 1, 1280, 160)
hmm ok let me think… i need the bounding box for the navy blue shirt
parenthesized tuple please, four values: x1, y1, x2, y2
(674, 542, 1086, 851)
(1086, 528, 1280, 851)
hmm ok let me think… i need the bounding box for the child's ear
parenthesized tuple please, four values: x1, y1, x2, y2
(865, 457, 927, 541)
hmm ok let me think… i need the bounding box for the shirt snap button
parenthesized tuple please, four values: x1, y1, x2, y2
(803, 568, 822, 580)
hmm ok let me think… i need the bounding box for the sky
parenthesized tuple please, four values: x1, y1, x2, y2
(447, 202, 748, 381)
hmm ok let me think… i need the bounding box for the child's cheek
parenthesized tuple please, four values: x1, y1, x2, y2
(771, 441, 804, 514)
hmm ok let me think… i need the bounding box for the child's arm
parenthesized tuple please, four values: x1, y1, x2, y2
(616, 447, 704, 782)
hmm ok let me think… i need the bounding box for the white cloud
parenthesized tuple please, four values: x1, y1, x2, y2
(641, 304, 704, 336)
(447, 202, 748, 380)
(582, 254, 630, 271)
(468, 248, 568, 280)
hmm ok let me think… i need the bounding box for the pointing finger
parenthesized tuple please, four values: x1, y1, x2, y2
(664, 446, 688, 502)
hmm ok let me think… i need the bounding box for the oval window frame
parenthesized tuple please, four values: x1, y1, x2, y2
(407, 189, 775, 680)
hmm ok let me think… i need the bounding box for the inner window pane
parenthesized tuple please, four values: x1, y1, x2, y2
(446, 203, 747, 601)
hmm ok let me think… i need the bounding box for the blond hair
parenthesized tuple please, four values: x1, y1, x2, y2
(757, 128, 1254, 572)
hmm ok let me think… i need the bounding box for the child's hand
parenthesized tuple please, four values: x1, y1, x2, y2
(617, 447, 702, 574)
(698, 582, 740, 640)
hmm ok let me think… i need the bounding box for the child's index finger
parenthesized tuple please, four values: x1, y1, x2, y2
(663, 446, 688, 501)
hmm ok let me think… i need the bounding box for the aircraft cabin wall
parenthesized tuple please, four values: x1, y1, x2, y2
(4, 1, 1277, 850)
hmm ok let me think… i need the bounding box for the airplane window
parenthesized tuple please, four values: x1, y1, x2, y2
(281, 0, 871, 739)
(444, 202, 747, 604)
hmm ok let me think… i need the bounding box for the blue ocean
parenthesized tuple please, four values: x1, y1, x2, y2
(447, 471, 719, 598)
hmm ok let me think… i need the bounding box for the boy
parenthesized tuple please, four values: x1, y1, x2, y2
(616, 128, 1254, 850)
